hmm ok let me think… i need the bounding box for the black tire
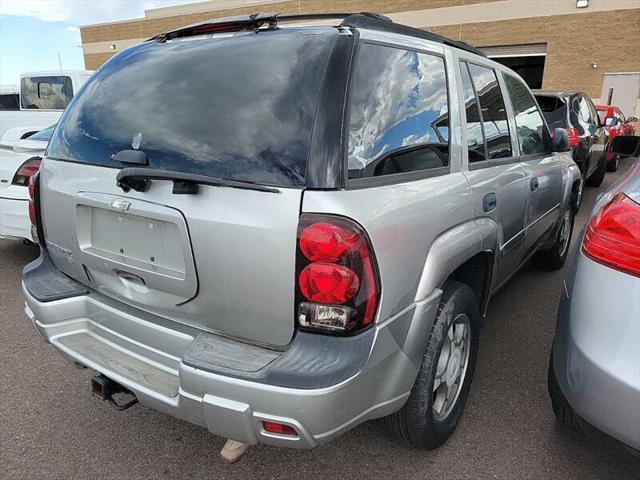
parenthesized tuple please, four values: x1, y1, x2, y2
(532, 207, 574, 270)
(383, 281, 479, 449)
(548, 354, 583, 432)
(606, 154, 619, 172)
(586, 154, 606, 187)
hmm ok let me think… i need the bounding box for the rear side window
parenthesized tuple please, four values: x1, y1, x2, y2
(460, 63, 486, 163)
(347, 44, 450, 180)
(0, 93, 19, 110)
(47, 29, 338, 187)
(20, 76, 73, 110)
(466, 63, 512, 160)
(504, 75, 552, 155)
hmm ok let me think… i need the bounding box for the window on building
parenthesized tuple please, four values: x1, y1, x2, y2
(348, 44, 450, 179)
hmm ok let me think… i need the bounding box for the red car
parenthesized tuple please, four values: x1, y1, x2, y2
(595, 104, 637, 171)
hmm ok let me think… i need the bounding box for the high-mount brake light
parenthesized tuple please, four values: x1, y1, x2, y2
(12, 156, 41, 186)
(295, 214, 380, 334)
(582, 193, 640, 277)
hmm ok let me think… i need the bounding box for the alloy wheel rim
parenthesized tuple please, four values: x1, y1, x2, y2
(432, 313, 471, 420)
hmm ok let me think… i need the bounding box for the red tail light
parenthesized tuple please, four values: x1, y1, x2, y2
(28, 172, 41, 244)
(296, 214, 380, 334)
(566, 128, 580, 148)
(582, 193, 640, 277)
(11, 156, 41, 186)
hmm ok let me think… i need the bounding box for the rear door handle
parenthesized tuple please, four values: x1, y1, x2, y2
(483, 192, 497, 212)
(530, 177, 539, 191)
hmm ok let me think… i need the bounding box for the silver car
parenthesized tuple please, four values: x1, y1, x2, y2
(23, 13, 579, 450)
(549, 134, 640, 452)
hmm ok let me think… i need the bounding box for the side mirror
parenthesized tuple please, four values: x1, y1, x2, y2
(626, 116, 638, 123)
(609, 135, 640, 158)
(552, 128, 571, 152)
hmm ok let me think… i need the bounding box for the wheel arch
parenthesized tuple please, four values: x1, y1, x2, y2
(414, 219, 498, 317)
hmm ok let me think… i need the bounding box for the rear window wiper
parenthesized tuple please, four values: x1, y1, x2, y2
(116, 168, 280, 194)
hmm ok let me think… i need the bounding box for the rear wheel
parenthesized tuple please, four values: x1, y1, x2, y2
(383, 281, 479, 449)
(586, 154, 606, 187)
(533, 207, 574, 270)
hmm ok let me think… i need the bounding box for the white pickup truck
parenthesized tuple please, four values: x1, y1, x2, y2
(0, 70, 93, 142)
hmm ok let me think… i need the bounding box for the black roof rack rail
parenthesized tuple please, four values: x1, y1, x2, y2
(148, 11, 485, 57)
(338, 13, 486, 57)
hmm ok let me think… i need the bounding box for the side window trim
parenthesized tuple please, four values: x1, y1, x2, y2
(344, 40, 453, 189)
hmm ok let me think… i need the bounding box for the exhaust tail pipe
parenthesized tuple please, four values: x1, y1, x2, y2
(91, 373, 138, 411)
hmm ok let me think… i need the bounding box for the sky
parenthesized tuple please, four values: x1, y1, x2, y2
(0, 0, 197, 85)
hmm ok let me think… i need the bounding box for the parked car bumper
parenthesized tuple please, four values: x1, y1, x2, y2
(23, 252, 440, 448)
(0, 196, 32, 241)
(552, 252, 640, 451)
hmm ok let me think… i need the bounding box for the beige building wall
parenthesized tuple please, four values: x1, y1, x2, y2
(80, 0, 640, 99)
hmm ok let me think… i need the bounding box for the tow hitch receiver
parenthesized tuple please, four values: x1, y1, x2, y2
(91, 373, 139, 411)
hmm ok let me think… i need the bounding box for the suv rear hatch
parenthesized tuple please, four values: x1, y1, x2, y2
(39, 27, 340, 347)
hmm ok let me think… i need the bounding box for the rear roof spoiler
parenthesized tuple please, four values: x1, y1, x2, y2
(148, 11, 486, 57)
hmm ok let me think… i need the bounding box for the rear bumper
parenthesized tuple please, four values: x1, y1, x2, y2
(23, 253, 440, 448)
(0, 196, 31, 241)
(552, 253, 640, 451)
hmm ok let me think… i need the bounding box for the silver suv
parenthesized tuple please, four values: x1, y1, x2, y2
(23, 13, 580, 450)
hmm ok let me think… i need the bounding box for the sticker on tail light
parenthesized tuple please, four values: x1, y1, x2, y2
(295, 214, 380, 334)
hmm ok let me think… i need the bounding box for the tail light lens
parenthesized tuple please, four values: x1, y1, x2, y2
(11, 156, 42, 186)
(295, 214, 380, 334)
(566, 128, 580, 148)
(28, 172, 40, 244)
(582, 193, 640, 277)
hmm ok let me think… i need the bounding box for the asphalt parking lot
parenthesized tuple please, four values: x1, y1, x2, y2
(1, 160, 639, 480)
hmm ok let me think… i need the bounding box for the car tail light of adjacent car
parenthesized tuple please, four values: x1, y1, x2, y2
(566, 128, 580, 148)
(28, 172, 40, 244)
(582, 193, 640, 277)
(295, 214, 380, 334)
(11, 156, 42, 186)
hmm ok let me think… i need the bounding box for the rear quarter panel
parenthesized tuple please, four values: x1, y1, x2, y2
(302, 173, 475, 322)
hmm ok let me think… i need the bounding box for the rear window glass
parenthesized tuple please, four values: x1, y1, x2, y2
(47, 29, 338, 187)
(535, 95, 565, 113)
(347, 44, 450, 179)
(534, 94, 568, 130)
(20, 76, 73, 109)
(29, 124, 56, 142)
